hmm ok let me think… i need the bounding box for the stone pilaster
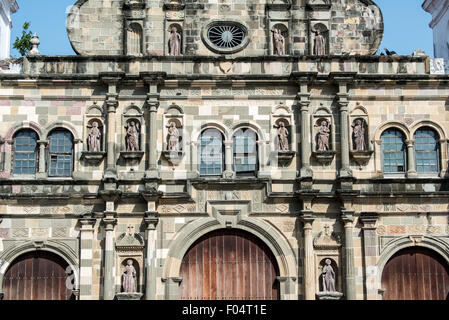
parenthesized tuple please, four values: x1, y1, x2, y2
(405, 139, 418, 177)
(100, 72, 124, 190)
(142, 72, 166, 179)
(293, 73, 316, 189)
(336, 80, 353, 180)
(300, 210, 315, 300)
(359, 212, 379, 300)
(78, 218, 96, 300)
(144, 210, 159, 300)
(164, 277, 183, 300)
(341, 210, 356, 300)
(99, 190, 121, 300)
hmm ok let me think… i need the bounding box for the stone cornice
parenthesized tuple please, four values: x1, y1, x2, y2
(423, 0, 449, 28)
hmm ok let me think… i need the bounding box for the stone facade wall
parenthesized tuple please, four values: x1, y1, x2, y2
(0, 54, 448, 300)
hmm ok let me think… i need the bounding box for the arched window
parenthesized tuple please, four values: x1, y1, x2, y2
(414, 127, 440, 173)
(233, 128, 258, 175)
(381, 128, 406, 173)
(199, 129, 224, 176)
(13, 129, 38, 175)
(48, 129, 74, 177)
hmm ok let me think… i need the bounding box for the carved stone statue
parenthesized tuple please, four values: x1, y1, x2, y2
(272, 28, 285, 56)
(317, 120, 330, 151)
(353, 119, 366, 151)
(313, 29, 326, 55)
(88, 121, 101, 152)
(167, 122, 180, 151)
(122, 259, 137, 293)
(169, 27, 182, 56)
(322, 259, 336, 292)
(277, 122, 289, 151)
(126, 121, 140, 151)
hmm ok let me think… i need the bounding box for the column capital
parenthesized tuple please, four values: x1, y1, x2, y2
(341, 210, 355, 225)
(144, 211, 159, 230)
(405, 139, 415, 147)
(79, 218, 96, 230)
(37, 140, 48, 145)
(99, 72, 125, 84)
(140, 71, 167, 84)
(99, 190, 122, 202)
(223, 140, 233, 147)
(299, 210, 315, 228)
(103, 217, 117, 231)
(359, 212, 379, 230)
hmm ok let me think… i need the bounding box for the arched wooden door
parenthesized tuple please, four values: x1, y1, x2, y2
(2, 251, 74, 300)
(381, 247, 449, 300)
(180, 229, 280, 300)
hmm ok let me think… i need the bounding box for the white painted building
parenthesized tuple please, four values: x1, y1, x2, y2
(0, 0, 19, 60)
(423, 0, 449, 74)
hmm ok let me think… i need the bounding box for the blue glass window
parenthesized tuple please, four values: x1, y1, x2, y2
(414, 128, 439, 173)
(48, 130, 73, 177)
(13, 130, 38, 175)
(233, 128, 258, 175)
(381, 128, 406, 173)
(199, 129, 224, 176)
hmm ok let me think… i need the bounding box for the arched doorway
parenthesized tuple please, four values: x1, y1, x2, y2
(2, 251, 74, 300)
(381, 247, 449, 300)
(180, 229, 280, 300)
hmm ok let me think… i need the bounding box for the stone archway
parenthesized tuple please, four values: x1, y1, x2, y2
(380, 246, 449, 300)
(2, 251, 74, 300)
(179, 228, 280, 300)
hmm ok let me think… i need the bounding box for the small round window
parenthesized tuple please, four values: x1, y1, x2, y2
(202, 21, 249, 54)
(208, 25, 245, 49)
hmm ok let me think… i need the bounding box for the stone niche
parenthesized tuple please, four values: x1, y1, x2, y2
(162, 104, 185, 165)
(81, 102, 106, 163)
(120, 103, 145, 161)
(115, 227, 145, 300)
(349, 103, 373, 169)
(270, 104, 295, 167)
(313, 224, 343, 300)
(311, 105, 336, 165)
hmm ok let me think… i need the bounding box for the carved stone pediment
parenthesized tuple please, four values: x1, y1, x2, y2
(116, 232, 144, 251)
(314, 231, 341, 249)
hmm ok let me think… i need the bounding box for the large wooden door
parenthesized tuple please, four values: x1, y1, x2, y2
(180, 229, 280, 300)
(3, 251, 74, 300)
(381, 247, 449, 300)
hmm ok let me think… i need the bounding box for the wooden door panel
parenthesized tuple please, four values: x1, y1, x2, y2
(3, 251, 72, 300)
(180, 229, 280, 300)
(382, 247, 449, 300)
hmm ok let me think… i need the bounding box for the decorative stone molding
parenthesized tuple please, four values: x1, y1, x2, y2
(313, 229, 342, 250)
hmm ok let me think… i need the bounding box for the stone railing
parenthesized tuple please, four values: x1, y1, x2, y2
(21, 55, 430, 77)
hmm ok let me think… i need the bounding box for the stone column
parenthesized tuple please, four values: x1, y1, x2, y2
(405, 139, 417, 177)
(100, 190, 121, 300)
(300, 210, 315, 300)
(36, 140, 47, 178)
(144, 210, 159, 300)
(100, 73, 124, 188)
(297, 81, 313, 181)
(341, 210, 356, 300)
(103, 211, 117, 300)
(337, 81, 352, 179)
(359, 212, 379, 300)
(78, 218, 96, 300)
(223, 140, 234, 178)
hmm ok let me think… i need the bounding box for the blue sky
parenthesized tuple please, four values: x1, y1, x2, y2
(9, 0, 433, 57)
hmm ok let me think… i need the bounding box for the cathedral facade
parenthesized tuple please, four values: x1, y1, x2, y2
(0, 0, 448, 300)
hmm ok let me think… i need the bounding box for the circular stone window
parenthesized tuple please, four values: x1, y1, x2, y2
(202, 21, 249, 54)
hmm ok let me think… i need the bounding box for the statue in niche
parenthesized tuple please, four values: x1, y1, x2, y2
(272, 28, 285, 56)
(313, 29, 326, 55)
(322, 259, 336, 292)
(122, 259, 137, 293)
(169, 27, 182, 56)
(126, 121, 140, 151)
(277, 122, 289, 151)
(317, 120, 330, 151)
(88, 121, 101, 152)
(353, 119, 366, 151)
(167, 121, 180, 151)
